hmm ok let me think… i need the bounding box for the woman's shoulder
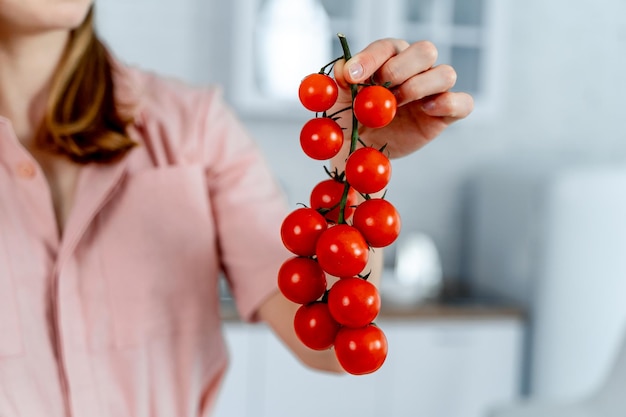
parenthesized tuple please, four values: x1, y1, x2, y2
(111, 58, 248, 166)
(113, 59, 224, 122)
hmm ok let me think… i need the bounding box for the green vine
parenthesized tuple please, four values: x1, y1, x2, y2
(336, 33, 361, 225)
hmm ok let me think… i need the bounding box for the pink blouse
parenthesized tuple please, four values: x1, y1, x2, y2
(0, 59, 290, 416)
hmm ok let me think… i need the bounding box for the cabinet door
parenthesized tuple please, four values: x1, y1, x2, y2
(258, 327, 390, 417)
(382, 318, 523, 417)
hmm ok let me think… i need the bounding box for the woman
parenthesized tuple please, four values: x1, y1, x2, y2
(0, 1, 473, 416)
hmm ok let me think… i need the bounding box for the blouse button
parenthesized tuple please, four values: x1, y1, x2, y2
(16, 161, 37, 179)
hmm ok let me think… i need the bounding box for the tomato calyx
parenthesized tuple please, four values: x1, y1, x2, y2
(325, 106, 353, 121)
(311, 167, 359, 223)
(357, 271, 372, 281)
(323, 165, 345, 182)
(310, 178, 358, 224)
(320, 288, 330, 303)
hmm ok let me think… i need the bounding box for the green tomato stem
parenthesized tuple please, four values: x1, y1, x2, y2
(319, 56, 343, 75)
(336, 33, 360, 225)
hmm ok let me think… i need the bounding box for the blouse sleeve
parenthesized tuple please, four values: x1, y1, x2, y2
(199, 88, 291, 322)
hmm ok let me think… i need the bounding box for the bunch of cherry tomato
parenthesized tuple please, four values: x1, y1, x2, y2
(278, 35, 401, 375)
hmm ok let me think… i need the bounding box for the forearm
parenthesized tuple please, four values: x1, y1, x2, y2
(258, 291, 345, 373)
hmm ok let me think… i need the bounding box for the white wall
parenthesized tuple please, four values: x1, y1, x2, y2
(95, 0, 626, 280)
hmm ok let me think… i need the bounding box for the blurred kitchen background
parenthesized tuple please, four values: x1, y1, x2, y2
(95, 0, 626, 416)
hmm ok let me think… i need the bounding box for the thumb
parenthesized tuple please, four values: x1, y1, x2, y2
(332, 58, 350, 89)
(330, 58, 354, 103)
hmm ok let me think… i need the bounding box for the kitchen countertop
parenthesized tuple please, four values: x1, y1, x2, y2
(376, 298, 524, 320)
(220, 285, 525, 322)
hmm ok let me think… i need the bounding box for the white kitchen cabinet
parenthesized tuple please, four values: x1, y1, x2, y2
(228, 0, 509, 120)
(213, 314, 524, 417)
(383, 319, 523, 417)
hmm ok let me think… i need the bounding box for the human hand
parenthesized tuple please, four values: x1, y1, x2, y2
(329, 38, 474, 160)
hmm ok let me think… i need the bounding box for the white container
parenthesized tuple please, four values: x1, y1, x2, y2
(381, 232, 443, 307)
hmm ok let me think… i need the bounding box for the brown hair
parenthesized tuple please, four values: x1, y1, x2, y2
(38, 7, 136, 164)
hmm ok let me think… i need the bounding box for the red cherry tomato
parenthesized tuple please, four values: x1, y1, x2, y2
(352, 198, 401, 248)
(280, 208, 328, 256)
(327, 277, 381, 328)
(345, 147, 391, 194)
(310, 179, 358, 224)
(334, 324, 388, 375)
(315, 224, 369, 277)
(300, 118, 344, 160)
(298, 73, 339, 112)
(293, 302, 341, 350)
(353, 85, 397, 128)
(278, 257, 327, 305)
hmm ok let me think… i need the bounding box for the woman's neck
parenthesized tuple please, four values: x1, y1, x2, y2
(0, 30, 69, 144)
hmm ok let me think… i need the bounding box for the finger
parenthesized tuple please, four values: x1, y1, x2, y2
(421, 91, 474, 120)
(343, 38, 411, 84)
(372, 40, 440, 87)
(393, 64, 457, 107)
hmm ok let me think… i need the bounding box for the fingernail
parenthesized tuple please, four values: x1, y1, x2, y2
(422, 100, 436, 112)
(348, 62, 364, 80)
